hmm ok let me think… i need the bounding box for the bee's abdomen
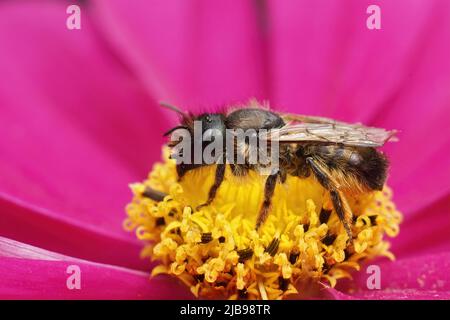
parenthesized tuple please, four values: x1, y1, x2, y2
(311, 145, 388, 191)
(353, 147, 388, 190)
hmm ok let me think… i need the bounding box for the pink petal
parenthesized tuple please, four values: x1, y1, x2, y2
(337, 251, 450, 299)
(0, 194, 149, 271)
(0, 2, 167, 269)
(347, 290, 450, 299)
(391, 195, 450, 257)
(92, 0, 266, 111)
(386, 131, 450, 217)
(266, 0, 432, 120)
(0, 237, 193, 299)
(369, 1, 450, 214)
(320, 287, 355, 300)
(267, 0, 450, 218)
(325, 287, 450, 300)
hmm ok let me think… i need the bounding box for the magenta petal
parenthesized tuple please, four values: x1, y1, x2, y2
(347, 290, 450, 300)
(392, 195, 450, 257)
(324, 287, 450, 300)
(373, 4, 450, 213)
(0, 194, 148, 271)
(266, 0, 435, 119)
(321, 287, 355, 300)
(344, 252, 450, 299)
(0, 2, 167, 268)
(267, 0, 450, 218)
(93, 0, 266, 111)
(0, 237, 193, 299)
(389, 140, 450, 216)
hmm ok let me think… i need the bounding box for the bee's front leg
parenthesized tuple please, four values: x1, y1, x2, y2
(196, 163, 226, 210)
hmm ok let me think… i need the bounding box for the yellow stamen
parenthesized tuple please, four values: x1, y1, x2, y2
(258, 280, 268, 300)
(125, 147, 402, 299)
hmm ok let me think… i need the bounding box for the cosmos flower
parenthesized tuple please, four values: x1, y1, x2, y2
(126, 146, 402, 299)
(0, 0, 449, 299)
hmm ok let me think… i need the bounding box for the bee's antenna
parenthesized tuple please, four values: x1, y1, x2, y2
(160, 102, 189, 118)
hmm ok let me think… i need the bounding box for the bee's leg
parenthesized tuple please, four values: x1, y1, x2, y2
(306, 157, 353, 241)
(255, 171, 279, 230)
(196, 163, 226, 209)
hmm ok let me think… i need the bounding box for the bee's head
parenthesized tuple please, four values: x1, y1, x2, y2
(161, 104, 227, 177)
(161, 103, 226, 139)
(189, 113, 226, 166)
(164, 112, 226, 141)
(195, 113, 227, 140)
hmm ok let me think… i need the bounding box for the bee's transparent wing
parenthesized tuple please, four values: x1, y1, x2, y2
(280, 113, 358, 126)
(268, 116, 397, 147)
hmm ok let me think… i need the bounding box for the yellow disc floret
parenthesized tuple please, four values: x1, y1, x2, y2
(125, 148, 402, 299)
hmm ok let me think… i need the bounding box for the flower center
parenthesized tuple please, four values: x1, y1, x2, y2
(125, 148, 402, 299)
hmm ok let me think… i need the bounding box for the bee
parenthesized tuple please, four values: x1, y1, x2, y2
(158, 101, 397, 240)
